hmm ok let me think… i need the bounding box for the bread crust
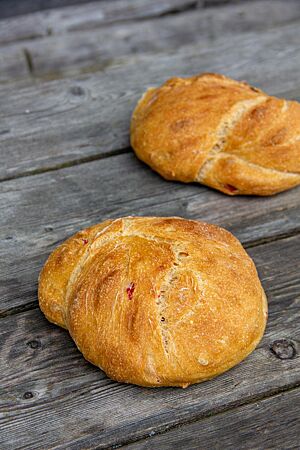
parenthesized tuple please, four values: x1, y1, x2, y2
(39, 217, 267, 387)
(130, 73, 300, 195)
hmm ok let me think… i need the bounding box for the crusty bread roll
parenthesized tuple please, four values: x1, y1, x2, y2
(39, 217, 267, 387)
(130, 73, 300, 195)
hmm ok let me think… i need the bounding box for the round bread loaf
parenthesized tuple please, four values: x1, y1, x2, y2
(39, 216, 267, 387)
(130, 73, 300, 196)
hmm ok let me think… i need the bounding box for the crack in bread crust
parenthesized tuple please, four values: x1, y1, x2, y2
(170, 269, 204, 329)
(201, 151, 300, 179)
(197, 97, 267, 183)
(155, 248, 201, 359)
(65, 219, 250, 321)
(155, 264, 177, 356)
(63, 219, 262, 370)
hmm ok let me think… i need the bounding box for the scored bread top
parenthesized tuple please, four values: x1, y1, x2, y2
(130, 73, 300, 195)
(39, 216, 267, 387)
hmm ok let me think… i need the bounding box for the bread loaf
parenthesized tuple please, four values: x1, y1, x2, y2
(39, 217, 267, 387)
(130, 73, 300, 195)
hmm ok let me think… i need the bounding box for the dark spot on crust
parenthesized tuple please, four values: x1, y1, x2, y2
(196, 94, 217, 101)
(250, 105, 268, 120)
(171, 118, 193, 132)
(269, 128, 287, 145)
(178, 251, 189, 258)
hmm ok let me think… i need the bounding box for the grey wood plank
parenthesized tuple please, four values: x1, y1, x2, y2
(0, 0, 108, 20)
(0, 235, 299, 449)
(125, 388, 300, 450)
(1, 151, 299, 316)
(0, 0, 202, 44)
(0, 0, 253, 21)
(2, 22, 300, 180)
(2, 0, 300, 81)
(0, 45, 28, 81)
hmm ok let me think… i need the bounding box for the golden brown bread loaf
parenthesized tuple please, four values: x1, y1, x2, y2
(39, 217, 267, 388)
(130, 73, 300, 195)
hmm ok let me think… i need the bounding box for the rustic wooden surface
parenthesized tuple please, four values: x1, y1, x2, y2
(1, 235, 299, 448)
(126, 388, 300, 449)
(3, 19, 300, 180)
(1, 0, 300, 82)
(0, 1, 299, 449)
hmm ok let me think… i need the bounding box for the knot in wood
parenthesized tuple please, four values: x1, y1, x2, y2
(23, 391, 34, 400)
(270, 339, 296, 360)
(27, 339, 41, 350)
(70, 86, 85, 96)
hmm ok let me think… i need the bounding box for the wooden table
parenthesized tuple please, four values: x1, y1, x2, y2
(0, 1, 299, 448)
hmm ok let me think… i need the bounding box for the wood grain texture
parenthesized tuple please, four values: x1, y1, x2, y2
(0, 0, 202, 44)
(0, 235, 299, 449)
(125, 388, 300, 450)
(0, 0, 254, 21)
(1, 152, 299, 316)
(2, 22, 300, 180)
(1, 3, 299, 449)
(2, 0, 300, 81)
(0, 45, 28, 81)
(0, 0, 110, 20)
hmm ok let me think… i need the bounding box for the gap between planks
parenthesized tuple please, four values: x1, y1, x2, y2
(0, 147, 131, 183)
(120, 385, 300, 449)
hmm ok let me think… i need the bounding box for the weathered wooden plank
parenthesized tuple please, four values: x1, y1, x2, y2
(0, 45, 28, 81)
(2, 0, 300, 81)
(1, 152, 299, 316)
(0, 235, 299, 449)
(0, 0, 104, 20)
(125, 388, 300, 450)
(1, 22, 300, 180)
(0, 0, 254, 21)
(0, 0, 202, 44)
